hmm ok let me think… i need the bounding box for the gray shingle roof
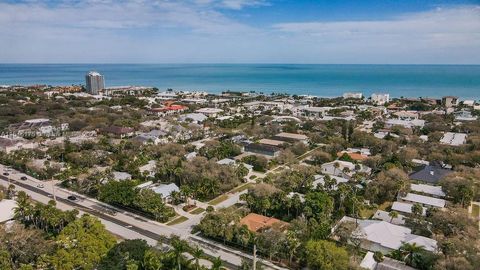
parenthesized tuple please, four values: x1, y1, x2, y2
(409, 165, 452, 184)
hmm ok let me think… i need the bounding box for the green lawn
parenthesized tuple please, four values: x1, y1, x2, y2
(166, 216, 188, 226)
(378, 201, 393, 211)
(190, 208, 205, 215)
(229, 183, 253, 194)
(472, 204, 480, 218)
(360, 208, 376, 219)
(208, 194, 229, 205)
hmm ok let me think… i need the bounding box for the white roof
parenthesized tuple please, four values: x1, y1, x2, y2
(275, 132, 308, 140)
(373, 210, 405, 225)
(0, 199, 17, 223)
(151, 183, 179, 198)
(340, 217, 437, 251)
(401, 193, 446, 208)
(195, 108, 223, 114)
(410, 184, 446, 198)
(112, 171, 132, 181)
(386, 118, 425, 128)
(440, 132, 467, 146)
(139, 160, 156, 173)
(217, 158, 236, 165)
(181, 113, 208, 122)
(313, 174, 349, 190)
(136, 181, 154, 189)
(360, 252, 377, 270)
(87, 71, 102, 76)
(392, 201, 427, 216)
(258, 138, 286, 146)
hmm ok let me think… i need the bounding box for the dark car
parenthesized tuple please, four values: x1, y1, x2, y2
(67, 195, 77, 201)
(2, 172, 9, 176)
(20, 176, 28, 181)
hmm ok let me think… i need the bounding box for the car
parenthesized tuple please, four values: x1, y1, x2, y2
(20, 176, 28, 181)
(2, 172, 9, 176)
(67, 195, 77, 201)
(36, 184, 44, 188)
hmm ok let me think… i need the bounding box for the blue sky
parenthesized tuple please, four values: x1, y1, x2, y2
(0, 0, 479, 64)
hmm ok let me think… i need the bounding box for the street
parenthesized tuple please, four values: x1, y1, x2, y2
(0, 164, 288, 270)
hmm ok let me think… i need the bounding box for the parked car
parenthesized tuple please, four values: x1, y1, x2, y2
(2, 172, 9, 176)
(20, 176, 28, 181)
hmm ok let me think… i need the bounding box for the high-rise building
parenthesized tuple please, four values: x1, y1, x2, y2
(85, 71, 105, 95)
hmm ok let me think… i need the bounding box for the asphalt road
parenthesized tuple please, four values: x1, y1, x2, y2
(0, 174, 244, 270)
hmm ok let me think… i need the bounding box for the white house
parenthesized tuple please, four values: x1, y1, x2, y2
(399, 193, 446, 208)
(0, 199, 17, 223)
(336, 216, 437, 254)
(410, 183, 446, 198)
(195, 108, 223, 117)
(151, 183, 180, 202)
(392, 201, 427, 216)
(320, 160, 371, 178)
(440, 132, 467, 146)
(371, 93, 390, 105)
(385, 118, 425, 129)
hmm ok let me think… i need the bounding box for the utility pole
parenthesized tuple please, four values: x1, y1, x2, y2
(253, 244, 257, 270)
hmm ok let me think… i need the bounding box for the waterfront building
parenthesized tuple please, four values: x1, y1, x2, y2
(85, 71, 105, 95)
(343, 92, 363, 99)
(371, 93, 390, 105)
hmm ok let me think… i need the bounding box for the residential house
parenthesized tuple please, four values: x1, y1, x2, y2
(102, 126, 135, 139)
(179, 113, 208, 124)
(391, 201, 427, 216)
(399, 193, 446, 208)
(409, 164, 452, 184)
(151, 183, 180, 202)
(0, 199, 17, 223)
(440, 132, 467, 146)
(385, 118, 425, 129)
(240, 213, 289, 233)
(320, 160, 371, 178)
(360, 252, 416, 270)
(410, 183, 446, 198)
(336, 216, 437, 254)
(139, 160, 156, 178)
(112, 171, 132, 181)
(244, 143, 281, 157)
(194, 108, 223, 117)
(373, 210, 405, 225)
(453, 110, 477, 121)
(272, 132, 308, 144)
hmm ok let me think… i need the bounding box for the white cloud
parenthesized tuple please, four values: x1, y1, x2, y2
(0, 2, 478, 64)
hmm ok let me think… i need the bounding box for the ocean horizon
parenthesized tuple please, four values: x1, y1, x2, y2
(1, 64, 479, 99)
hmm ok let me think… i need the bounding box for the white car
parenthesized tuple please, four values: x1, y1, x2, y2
(36, 184, 45, 188)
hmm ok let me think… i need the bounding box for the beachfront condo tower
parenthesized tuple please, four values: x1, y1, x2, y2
(85, 71, 105, 95)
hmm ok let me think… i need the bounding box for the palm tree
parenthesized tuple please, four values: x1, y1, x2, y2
(14, 191, 31, 223)
(400, 242, 424, 266)
(190, 246, 204, 270)
(171, 236, 188, 270)
(210, 256, 223, 270)
(389, 211, 399, 223)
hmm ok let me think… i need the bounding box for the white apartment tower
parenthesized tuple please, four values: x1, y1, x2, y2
(85, 71, 105, 95)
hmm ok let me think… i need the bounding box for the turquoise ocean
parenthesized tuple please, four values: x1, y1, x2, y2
(0, 64, 479, 99)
